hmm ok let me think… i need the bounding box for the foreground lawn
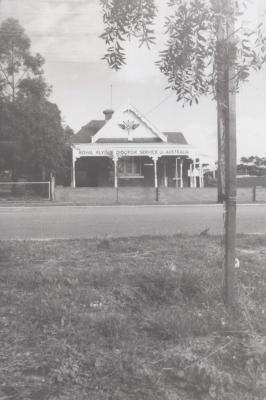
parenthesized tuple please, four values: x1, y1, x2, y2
(0, 235, 266, 400)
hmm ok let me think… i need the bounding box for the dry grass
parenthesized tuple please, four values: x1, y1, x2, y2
(0, 235, 265, 399)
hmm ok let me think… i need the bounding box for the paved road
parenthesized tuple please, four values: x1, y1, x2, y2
(0, 204, 266, 240)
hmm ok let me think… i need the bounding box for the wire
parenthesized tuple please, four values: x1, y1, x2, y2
(145, 92, 174, 116)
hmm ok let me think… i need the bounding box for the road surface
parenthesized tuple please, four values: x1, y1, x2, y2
(0, 204, 266, 240)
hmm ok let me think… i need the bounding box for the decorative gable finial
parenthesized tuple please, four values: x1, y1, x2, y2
(118, 120, 140, 141)
(92, 102, 168, 143)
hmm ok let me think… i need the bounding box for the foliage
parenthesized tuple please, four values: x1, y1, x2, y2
(0, 18, 68, 181)
(55, 126, 74, 186)
(19, 98, 66, 179)
(100, 0, 157, 70)
(157, 0, 266, 104)
(237, 156, 266, 176)
(0, 95, 66, 180)
(0, 18, 50, 101)
(0, 99, 23, 173)
(240, 155, 266, 167)
(101, 0, 266, 104)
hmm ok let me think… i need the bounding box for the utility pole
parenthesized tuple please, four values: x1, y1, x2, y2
(223, 0, 237, 307)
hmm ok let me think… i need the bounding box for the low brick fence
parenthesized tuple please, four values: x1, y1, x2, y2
(55, 187, 117, 204)
(159, 188, 217, 204)
(159, 187, 261, 204)
(55, 186, 266, 204)
(256, 187, 266, 202)
(117, 187, 156, 204)
(237, 176, 266, 187)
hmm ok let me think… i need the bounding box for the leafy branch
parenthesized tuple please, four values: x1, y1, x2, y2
(100, 0, 266, 104)
(100, 0, 157, 70)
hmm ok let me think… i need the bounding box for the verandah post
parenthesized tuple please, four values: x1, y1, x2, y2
(113, 157, 118, 189)
(175, 157, 178, 188)
(113, 156, 119, 202)
(163, 158, 168, 187)
(189, 163, 193, 188)
(180, 158, 183, 188)
(153, 156, 159, 201)
(199, 161, 204, 188)
(193, 158, 197, 188)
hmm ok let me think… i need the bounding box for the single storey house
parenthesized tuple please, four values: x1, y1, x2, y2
(69, 104, 204, 190)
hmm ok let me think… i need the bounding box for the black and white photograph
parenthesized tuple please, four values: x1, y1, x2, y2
(0, 0, 266, 398)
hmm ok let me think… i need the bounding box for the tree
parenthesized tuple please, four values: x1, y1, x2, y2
(18, 98, 66, 180)
(0, 18, 67, 182)
(0, 18, 49, 102)
(100, 0, 265, 199)
(53, 125, 74, 186)
(238, 156, 266, 175)
(0, 95, 66, 181)
(0, 99, 24, 174)
(100, 0, 266, 306)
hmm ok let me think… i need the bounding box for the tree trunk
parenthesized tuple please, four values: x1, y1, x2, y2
(222, 0, 237, 308)
(216, 0, 237, 307)
(11, 41, 16, 103)
(217, 100, 225, 203)
(216, 1, 226, 204)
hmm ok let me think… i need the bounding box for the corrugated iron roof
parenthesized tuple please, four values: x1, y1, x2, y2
(163, 132, 188, 145)
(70, 120, 188, 146)
(69, 120, 105, 144)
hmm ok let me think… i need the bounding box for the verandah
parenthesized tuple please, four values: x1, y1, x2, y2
(71, 147, 204, 189)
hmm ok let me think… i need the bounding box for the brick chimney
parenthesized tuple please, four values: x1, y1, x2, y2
(103, 109, 114, 121)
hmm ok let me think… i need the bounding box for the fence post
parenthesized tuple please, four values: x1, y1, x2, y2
(47, 181, 51, 201)
(50, 174, 55, 201)
(252, 185, 256, 203)
(155, 187, 159, 202)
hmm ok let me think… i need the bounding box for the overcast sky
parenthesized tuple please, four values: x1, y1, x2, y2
(1, 0, 266, 162)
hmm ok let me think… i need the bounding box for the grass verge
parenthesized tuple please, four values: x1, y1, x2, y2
(0, 235, 266, 400)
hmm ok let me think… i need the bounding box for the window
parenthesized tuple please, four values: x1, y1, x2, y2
(119, 157, 143, 177)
